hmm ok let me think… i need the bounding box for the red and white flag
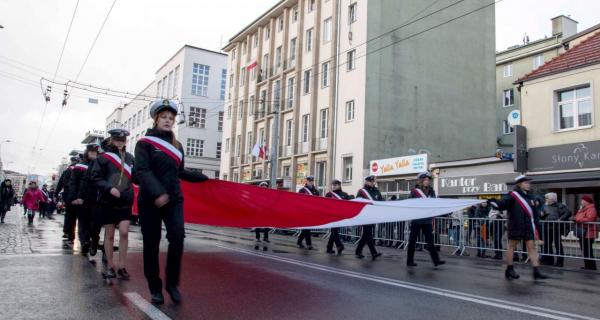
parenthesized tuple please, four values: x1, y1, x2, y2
(251, 140, 268, 160)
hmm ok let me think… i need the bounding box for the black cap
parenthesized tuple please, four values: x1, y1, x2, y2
(69, 156, 79, 163)
(86, 143, 100, 152)
(331, 179, 342, 185)
(107, 128, 130, 140)
(365, 175, 376, 182)
(306, 175, 315, 181)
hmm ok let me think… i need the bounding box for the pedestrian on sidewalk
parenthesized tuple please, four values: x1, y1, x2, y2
(355, 175, 383, 261)
(489, 175, 547, 280)
(406, 172, 445, 267)
(39, 184, 50, 219)
(540, 192, 571, 267)
(22, 181, 45, 224)
(55, 156, 79, 241)
(297, 176, 319, 250)
(573, 195, 597, 271)
(135, 100, 210, 305)
(254, 181, 271, 242)
(91, 129, 135, 282)
(475, 202, 491, 258)
(325, 179, 350, 255)
(0, 179, 15, 223)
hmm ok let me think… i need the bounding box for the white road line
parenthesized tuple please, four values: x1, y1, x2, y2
(215, 244, 598, 320)
(124, 292, 172, 320)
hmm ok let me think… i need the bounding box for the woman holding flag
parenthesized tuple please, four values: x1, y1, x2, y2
(90, 129, 135, 282)
(489, 175, 547, 280)
(135, 99, 209, 305)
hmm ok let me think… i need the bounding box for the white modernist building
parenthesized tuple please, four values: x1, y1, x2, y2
(105, 45, 228, 178)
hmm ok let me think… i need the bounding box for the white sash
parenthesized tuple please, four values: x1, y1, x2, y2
(414, 188, 428, 198)
(329, 191, 342, 200)
(303, 187, 314, 195)
(510, 191, 539, 240)
(359, 189, 374, 201)
(103, 152, 132, 179)
(140, 136, 183, 165)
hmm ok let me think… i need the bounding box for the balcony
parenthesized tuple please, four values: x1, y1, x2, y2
(279, 145, 293, 158)
(231, 156, 240, 166)
(298, 141, 310, 154)
(314, 137, 328, 151)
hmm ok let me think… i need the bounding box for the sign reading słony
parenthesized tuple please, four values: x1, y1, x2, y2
(370, 154, 428, 177)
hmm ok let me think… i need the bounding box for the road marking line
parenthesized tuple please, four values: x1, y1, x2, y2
(124, 292, 172, 320)
(215, 244, 598, 320)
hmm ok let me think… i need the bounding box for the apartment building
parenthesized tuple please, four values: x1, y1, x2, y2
(221, 0, 496, 194)
(105, 45, 227, 178)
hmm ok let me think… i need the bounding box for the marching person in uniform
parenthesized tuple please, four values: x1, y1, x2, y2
(135, 99, 209, 304)
(55, 156, 80, 242)
(325, 179, 350, 255)
(489, 175, 547, 280)
(68, 143, 100, 254)
(91, 129, 135, 281)
(255, 181, 270, 242)
(406, 172, 445, 267)
(297, 176, 319, 250)
(355, 175, 382, 260)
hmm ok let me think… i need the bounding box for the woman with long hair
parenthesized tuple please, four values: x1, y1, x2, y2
(91, 129, 135, 282)
(135, 99, 209, 304)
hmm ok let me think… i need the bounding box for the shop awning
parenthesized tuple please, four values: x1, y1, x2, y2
(527, 171, 600, 189)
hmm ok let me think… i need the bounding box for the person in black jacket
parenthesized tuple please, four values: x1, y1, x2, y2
(490, 175, 547, 280)
(0, 179, 15, 223)
(297, 176, 319, 250)
(135, 99, 209, 305)
(355, 175, 383, 260)
(91, 129, 135, 281)
(56, 156, 79, 241)
(255, 181, 270, 242)
(540, 192, 571, 267)
(68, 143, 100, 254)
(325, 179, 350, 255)
(406, 172, 445, 267)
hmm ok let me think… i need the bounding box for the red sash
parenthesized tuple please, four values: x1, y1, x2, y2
(413, 188, 428, 198)
(510, 191, 539, 240)
(139, 136, 182, 167)
(74, 164, 88, 171)
(102, 152, 132, 180)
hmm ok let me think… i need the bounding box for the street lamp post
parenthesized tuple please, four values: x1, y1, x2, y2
(0, 139, 12, 180)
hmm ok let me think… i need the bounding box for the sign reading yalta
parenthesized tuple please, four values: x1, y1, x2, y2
(370, 154, 428, 177)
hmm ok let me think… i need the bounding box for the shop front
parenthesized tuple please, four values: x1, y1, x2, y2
(527, 140, 600, 213)
(369, 154, 428, 200)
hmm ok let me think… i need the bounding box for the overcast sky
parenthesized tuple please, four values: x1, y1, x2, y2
(1, 0, 599, 176)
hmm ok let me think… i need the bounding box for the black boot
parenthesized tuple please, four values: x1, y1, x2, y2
(533, 267, 548, 280)
(151, 291, 165, 305)
(166, 286, 182, 304)
(505, 265, 520, 280)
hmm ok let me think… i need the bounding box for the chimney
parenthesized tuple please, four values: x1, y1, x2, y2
(551, 15, 578, 38)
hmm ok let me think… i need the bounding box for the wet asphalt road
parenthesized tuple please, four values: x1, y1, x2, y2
(0, 206, 599, 320)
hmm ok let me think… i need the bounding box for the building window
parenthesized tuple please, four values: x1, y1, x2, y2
(287, 77, 295, 109)
(275, 46, 282, 70)
(173, 65, 180, 97)
(143, 106, 148, 119)
(285, 119, 293, 146)
(305, 28, 313, 52)
(503, 64, 513, 77)
(342, 156, 353, 182)
(260, 90, 267, 116)
(264, 26, 270, 40)
(283, 166, 291, 177)
(239, 68, 246, 87)
(232, 48, 236, 60)
(156, 80, 161, 97)
(273, 80, 281, 111)
(247, 132, 253, 155)
(248, 96, 255, 117)
(320, 109, 328, 138)
(556, 85, 592, 130)
(189, 107, 207, 128)
(323, 18, 332, 43)
(292, 7, 298, 23)
(218, 111, 224, 131)
(235, 135, 241, 156)
(216, 142, 222, 159)
(308, 0, 315, 13)
(186, 138, 204, 157)
(349, 3, 357, 24)
(132, 114, 137, 128)
(192, 63, 210, 96)
(503, 89, 514, 107)
(220, 69, 227, 100)
(238, 100, 244, 120)
(345, 100, 355, 122)
(253, 34, 258, 48)
(533, 54, 544, 70)
(227, 105, 232, 120)
(302, 114, 309, 143)
(162, 76, 167, 97)
(242, 42, 247, 55)
(303, 69, 311, 94)
(137, 110, 142, 126)
(225, 138, 230, 152)
(502, 120, 514, 135)
(289, 38, 297, 66)
(316, 161, 326, 188)
(321, 62, 330, 88)
(167, 71, 173, 97)
(347, 50, 356, 71)
(262, 54, 269, 79)
(278, 17, 284, 32)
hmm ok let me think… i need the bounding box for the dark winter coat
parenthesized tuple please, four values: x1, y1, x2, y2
(325, 189, 351, 200)
(0, 180, 15, 211)
(356, 185, 384, 201)
(55, 166, 74, 202)
(491, 187, 541, 241)
(134, 128, 209, 205)
(298, 184, 320, 196)
(542, 202, 571, 221)
(90, 146, 135, 209)
(409, 186, 436, 225)
(67, 162, 91, 202)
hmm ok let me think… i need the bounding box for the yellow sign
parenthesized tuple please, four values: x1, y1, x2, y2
(296, 163, 308, 185)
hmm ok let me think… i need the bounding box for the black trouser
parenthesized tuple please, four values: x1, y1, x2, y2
(255, 228, 269, 240)
(542, 223, 564, 264)
(327, 228, 343, 251)
(356, 225, 377, 255)
(63, 203, 77, 240)
(27, 209, 36, 223)
(139, 201, 185, 293)
(407, 223, 441, 264)
(0, 209, 7, 221)
(491, 220, 504, 257)
(90, 205, 102, 250)
(76, 204, 92, 247)
(297, 230, 312, 246)
(579, 237, 597, 270)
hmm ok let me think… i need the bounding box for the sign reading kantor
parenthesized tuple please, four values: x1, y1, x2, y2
(528, 140, 600, 172)
(438, 173, 518, 196)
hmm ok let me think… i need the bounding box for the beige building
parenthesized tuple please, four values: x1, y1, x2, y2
(515, 28, 600, 210)
(221, 0, 497, 195)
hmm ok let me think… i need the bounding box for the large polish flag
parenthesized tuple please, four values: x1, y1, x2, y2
(160, 180, 483, 229)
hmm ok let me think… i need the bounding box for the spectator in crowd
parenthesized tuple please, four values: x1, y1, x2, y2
(488, 207, 505, 260)
(0, 179, 15, 223)
(474, 202, 491, 258)
(449, 210, 463, 251)
(573, 195, 597, 271)
(540, 192, 571, 267)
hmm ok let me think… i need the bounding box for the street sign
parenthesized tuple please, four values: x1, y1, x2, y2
(507, 110, 520, 127)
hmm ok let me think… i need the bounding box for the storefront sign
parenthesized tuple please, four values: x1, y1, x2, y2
(528, 140, 600, 172)
(296, 163, 308, 185)
(370, 154, 428, 177)
(438, 173, 518, 196)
